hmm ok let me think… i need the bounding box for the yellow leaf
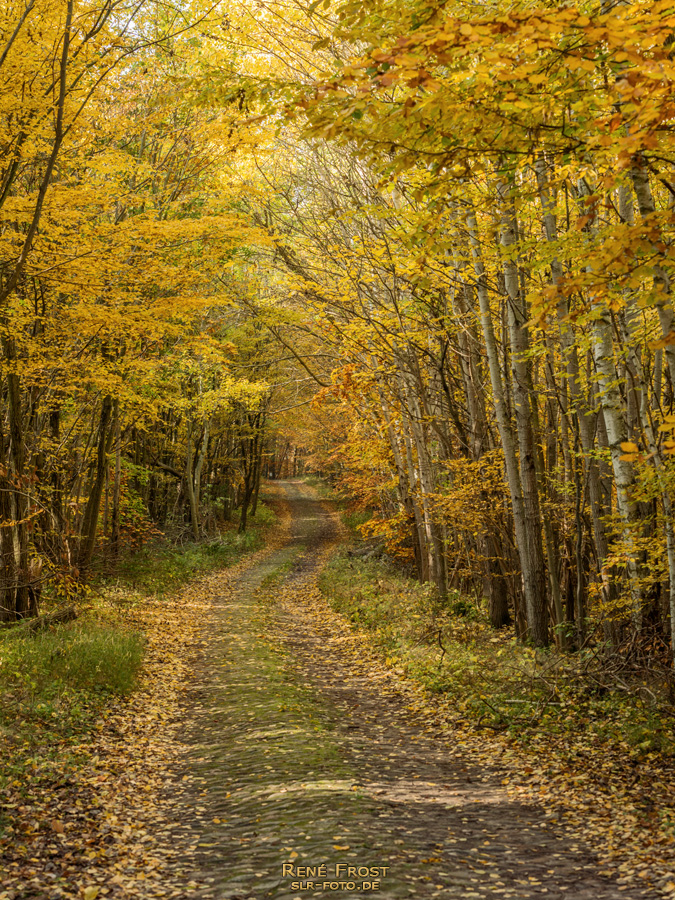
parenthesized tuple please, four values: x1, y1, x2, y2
(333, 844, 350, 850)
(620, 441, 638, 452)
(83, 889, 99, 900)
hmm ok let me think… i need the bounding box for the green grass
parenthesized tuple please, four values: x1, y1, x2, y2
(111, 502, 277, 596)
(0, 619, 145, 749)
(0, 500, 279, 837)
(0, 617, 145, 833)
(0, 620, 144, 702)
(319, 551, 675, 759)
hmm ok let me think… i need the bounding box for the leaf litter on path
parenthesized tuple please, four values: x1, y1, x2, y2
(0, 490, 292, 900)
(285, 495, 675, 899)
(180, 482, 667, 899)
(2, 482, 674, 898)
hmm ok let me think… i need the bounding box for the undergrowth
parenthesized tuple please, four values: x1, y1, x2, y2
(319, 552, 675, 759)
(0, 615, 144, 834)
(105, 503, 277, 596)
(0, 621, 144, 701)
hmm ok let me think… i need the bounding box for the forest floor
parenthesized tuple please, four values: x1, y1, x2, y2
(1, 481, 674, 899)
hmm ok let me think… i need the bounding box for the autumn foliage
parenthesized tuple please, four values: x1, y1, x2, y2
(1, 0, 675, 678)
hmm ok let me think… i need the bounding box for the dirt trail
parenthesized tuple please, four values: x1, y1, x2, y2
(179, 481, 658, 900)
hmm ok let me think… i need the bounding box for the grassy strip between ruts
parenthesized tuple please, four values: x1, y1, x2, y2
(0, 496, 282, 899)
(317, 548, 675, 897)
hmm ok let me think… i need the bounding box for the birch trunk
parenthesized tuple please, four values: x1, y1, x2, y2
(496, 180, 549, 646)
(576, 178, 643, 617)
(450, 244, 510, 625)
(630, 163, 675, 390)
(535, 157, 612, 633)
(466, 203, 548, 644)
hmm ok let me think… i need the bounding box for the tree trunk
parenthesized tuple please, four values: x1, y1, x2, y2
(111, 406, 122, 556)
(78, 396, 113, 574)
(185, 425, 200, 541)
(497, 179, 549, 646)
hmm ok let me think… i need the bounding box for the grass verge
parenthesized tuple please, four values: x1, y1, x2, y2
(318, 552, 675, 760)
(107, 503, 277, 597)
(0, 615, 145, 835)
(0, 500, 278, 838)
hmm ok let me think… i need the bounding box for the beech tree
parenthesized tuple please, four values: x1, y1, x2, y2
(198, 0, 675, 660)
(0, 0, 276, 618)
(3, 0, 675, 674)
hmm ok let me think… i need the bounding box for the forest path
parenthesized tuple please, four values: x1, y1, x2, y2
(181, 481, 656, 900)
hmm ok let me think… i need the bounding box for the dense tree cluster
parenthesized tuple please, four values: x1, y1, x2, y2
(235, 0, 675, 659)
(3, 0, 675, 673)
(0, 0, 279, 619)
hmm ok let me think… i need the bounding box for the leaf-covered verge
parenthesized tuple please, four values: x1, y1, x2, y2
(0, 497, 282, 899)
(318, 549, 675, 896)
